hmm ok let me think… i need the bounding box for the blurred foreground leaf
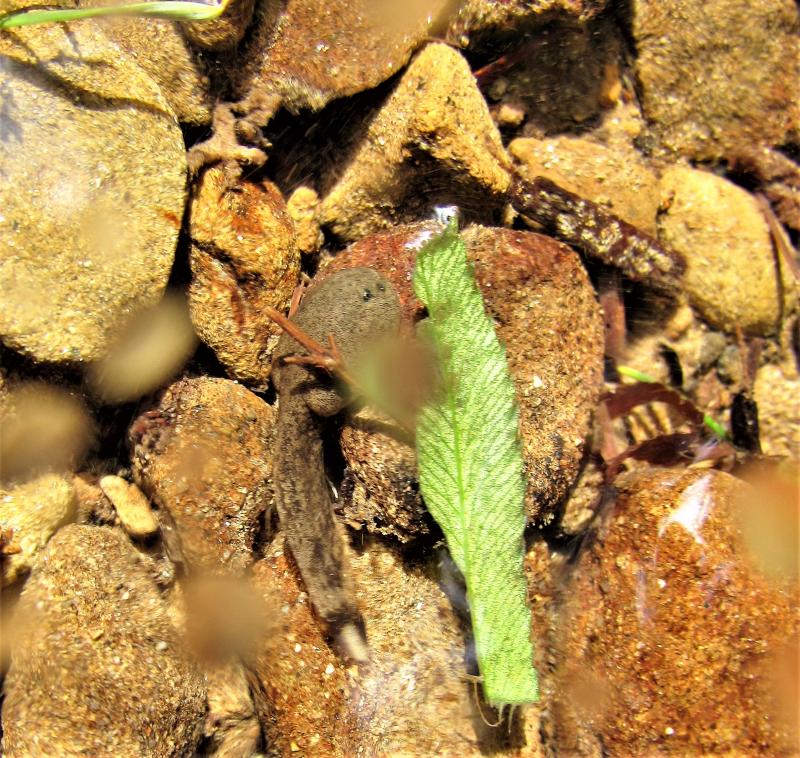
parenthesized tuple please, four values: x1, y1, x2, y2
(413, 217, 538, 707)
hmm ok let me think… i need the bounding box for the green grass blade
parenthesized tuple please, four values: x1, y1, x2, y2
(413, 217, 538, 707)
(0, 1, 226, 29)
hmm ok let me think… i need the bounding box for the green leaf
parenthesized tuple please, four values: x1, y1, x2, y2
(413, 217, 538, 707)
(0, 0, 227, 30)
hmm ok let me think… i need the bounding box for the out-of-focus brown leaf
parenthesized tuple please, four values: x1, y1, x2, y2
(604, 431, 699, 481)
(0, 383, 94, 484)
(601, 382, 705, 428)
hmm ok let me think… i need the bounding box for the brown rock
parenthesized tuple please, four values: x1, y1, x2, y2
(449, 0, 607, 35)
(0, 474, 76, 587)
(232, 0, 453, 113)
(319, 43, 512, 241)
(130, 378, 275, 574)
(1, 525, 206, 756)
(104, 18, 213, 125)
(181, 0, 256, 52)
(0, 22, 186, 363)
(247, 535, 543, 755)
(327, 222, 605, 531)
(509, 135, 660, 234)
(632, 0, 800, 160)
(754, 362, 800, 458)
(549, 468, 799, 755)
(188, 169, 300, 386)
(658, 166, 791, 335)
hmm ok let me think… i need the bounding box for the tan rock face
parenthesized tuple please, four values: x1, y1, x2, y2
(325, 223, 605, 531)
(0, 23, 186, 363)
(1, 525, 206, 756)
(632, 0, 800, 160)
(103, 18, 213, 125)
(188, 168, 300, 386)
(509, 136, 660, 234)
(549, 468, 799, 755)
(130, 378, 275, 574)
(658, 166, 789, 335)
(0, 474, 76, 587)
(319, 43, 512, 241)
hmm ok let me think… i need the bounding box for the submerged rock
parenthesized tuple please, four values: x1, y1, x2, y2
(326, 223, 604, 533)
(0, 474, 76, 587)
(1, 525, 206, 756)
(658, 166, 792, 335)
(548, 468, 799, 755)
(188, 168, 300, 386)
(130, 378, 275, 574)
(0, 22, 186, 363)
(319, 43, 511, 241)
(247, 535, 543, 755)
(632, 0, 800, 160)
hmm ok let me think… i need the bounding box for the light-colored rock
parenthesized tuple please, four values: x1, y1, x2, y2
(510, 135, 660, 234)
(0, 474, 76, 587)
(632, 0, 800, 160)
(658, 166, 790, 335)
(1, 525, 206, 756)
(319, 43, 512, 241)
(188, 169, 299, 386)
(0, 22, 186, 363)
(99, 475, 159, 539)
(287, 185, 324, 255)
(754, 362, 800, 458)
(104, 17, 213, 125)
(130, 378, 275, 574)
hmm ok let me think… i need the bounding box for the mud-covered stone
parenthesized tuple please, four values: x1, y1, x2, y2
(0, 474, 76, 587)
(632, 0, 800, 160)
(0, 22, 186, 363)
(188, 168, 300, 386)
(319, 43, 512, 241)
(1, 525, 206, 756)
(548, 468, 799, 755)
(326, 223, 605, 531)
(130, 378, 274, 574)
(658, 166, 792, 335)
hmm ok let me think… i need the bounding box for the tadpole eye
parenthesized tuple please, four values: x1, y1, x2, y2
(377, 282, 386, 293)
(363, 288, 373, 302)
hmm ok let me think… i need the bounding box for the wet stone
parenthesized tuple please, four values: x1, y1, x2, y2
(548, 468, 799, 755)
(658, 166, 793, 335)
(0, 473, 76, 587)
(0, 21, 186, 363)
(130, 377, 275, 575)
(319, 43, 512, 241)
(1, 524, 206, 756)
(188, 168, 300, 386)
(325, 222, 605, 530)
(632, 0, 800, 160)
